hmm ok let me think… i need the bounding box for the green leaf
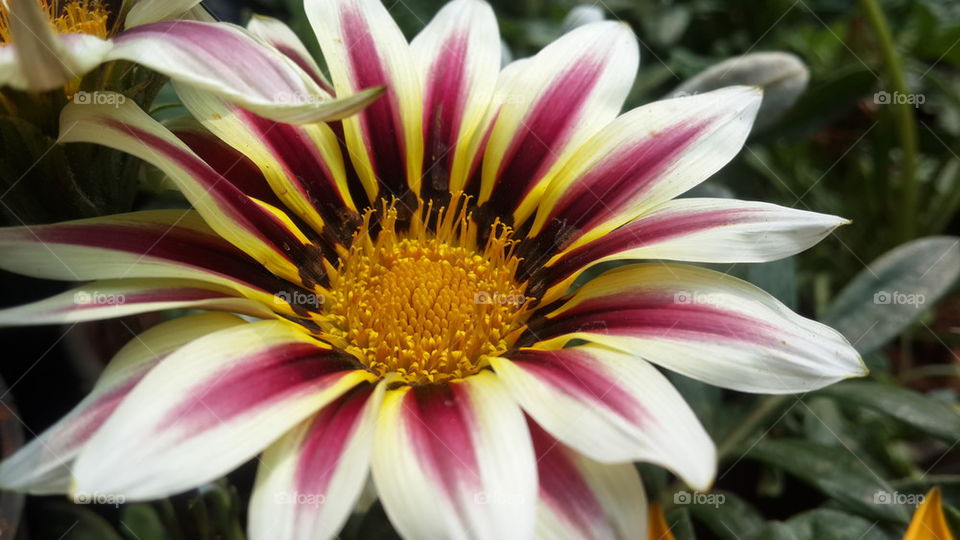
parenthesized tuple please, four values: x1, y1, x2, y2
(32, 501, 123, 540)
(748, 508, 896, 540)
(664, 507, 697, 540)
(747, 257, 798, 310)
(817, 381, 960, 442)
(744, 439, 910, 523)
(823, 236, 960, 355)
(687, 490, 765, 539)
(121, 504, 167, 540)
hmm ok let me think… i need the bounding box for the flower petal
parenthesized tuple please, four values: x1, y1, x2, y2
(905, 487, 956, 540)
(246, 15, 332, 92)
(492, 344, 714, 490)
(2, 0, 112, 91)
(0, 210, 293, 308)
(124, 0, 203, 27)
(529, 422, 648, 540)
(105, 21, 382, 124)
(478, 21, 638, 224)
(0, 312, 246, 494)
(60, 99, 326, 286)
(529, 263, 866, 394)
(372, 371, 537, 540)
(175, 82, 355, 236)
(410, 0, 500, 197)
(530, 86, 762, 249)
(306, 0, 424, 199)
(0, 278, 274, 327)
(73, 321, 374, 500)
(541, 198, 848, 301)
(248, 383, 385, 540)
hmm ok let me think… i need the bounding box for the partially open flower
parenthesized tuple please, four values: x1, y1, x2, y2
(0, 0, 866, 538)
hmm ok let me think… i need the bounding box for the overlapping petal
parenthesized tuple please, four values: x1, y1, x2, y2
(411, 0, 500, 196)
(541, 198, 848, 301)
(72, 321, 374, 500)
(0, 313, 246, 494)
(478, 21, 639, 224)
(372, 371, 537, 540)
(492, 344, 714, 490)
(124, 0, 204, 27)
(530, 86, 762, 250)
(307, 0, 424, 199)
(249, 383, 384, 540)
(529, 422, 648, 540)
(529, 263, 866, 394)
(246, 15, 332, 91)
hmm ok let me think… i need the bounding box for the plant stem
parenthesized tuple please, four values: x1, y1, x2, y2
(860, 0, 920, 241)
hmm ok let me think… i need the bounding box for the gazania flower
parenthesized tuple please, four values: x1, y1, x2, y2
(0, 0, 379, 122)
(0, 0, 865, 537)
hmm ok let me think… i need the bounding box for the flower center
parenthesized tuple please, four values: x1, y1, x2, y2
(0, 0, 110, 45)
(319, 197, 531, 385)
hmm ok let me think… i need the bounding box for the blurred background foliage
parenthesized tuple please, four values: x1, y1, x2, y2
(2, 0, 960, 538)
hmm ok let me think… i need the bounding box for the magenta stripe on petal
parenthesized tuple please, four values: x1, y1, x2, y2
(404, 383, 480, 500)
(292, 388, 371, 522)
(274, 44, 333, 93)
(533, 292, 784, 348)
(238, 110, 353, 222)
(20, 221, 289, 293)
(545, 120, 710, 239)
(421, 32, 469, 194)
(65, 288, 227, 315)
(160, 343, 356, 438)
(510, 349, 644, 424)
(340, 6, 408, 196)
(528, 420, 601, 537)
(177, 130, 282, 207)
(485, 61, 603, 214)
(546, 207, 749, 280)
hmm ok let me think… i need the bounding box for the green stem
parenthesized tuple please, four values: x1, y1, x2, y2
(860, 0, 920, 241)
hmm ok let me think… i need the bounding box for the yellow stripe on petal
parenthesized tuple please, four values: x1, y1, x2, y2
(906, 487, 956, 540)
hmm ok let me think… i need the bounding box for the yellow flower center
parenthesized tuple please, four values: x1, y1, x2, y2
(318, 197, 532, 385)
(0, 0, 110, 45)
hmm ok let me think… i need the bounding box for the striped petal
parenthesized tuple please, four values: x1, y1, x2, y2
(0, 278, 274, 327)
(175, 82, 355, 235)
(248, 383, 385, 540)
(529, 422, 648, 540)
(372, 371, 537, 540)
(410, 0, 500, 196)
(541, 198, 848, 301)
(1, 0, 112, 90)
(246, 15, 332, 92)
(72, 321, 374, 500)
(105, 21, 382, 124)
(492, 345, 714, 490)
(530, 86, 762, 249)
(529, 263, 866, 394)
(60, 99, 325, 286)
(306, 0, 424, 199)
(0, 210, 293, 309)
(0, 313, 246, 494)
(478, 21, 638, 225)
(124, 0, 203, 27)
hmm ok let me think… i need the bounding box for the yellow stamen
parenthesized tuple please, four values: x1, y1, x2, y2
(317, 194, 532, 385)
(0, 0, 110, 45)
